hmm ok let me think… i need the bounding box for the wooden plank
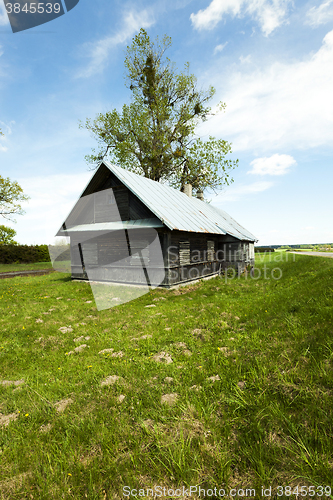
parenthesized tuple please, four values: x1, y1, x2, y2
(179, 240, 190, 265)
(129, 192, 155, 220)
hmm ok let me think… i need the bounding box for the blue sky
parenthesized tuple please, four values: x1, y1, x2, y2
(0, 0, 333, 246)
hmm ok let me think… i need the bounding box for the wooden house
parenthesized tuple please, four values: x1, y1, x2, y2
(57, 161, 257, 287)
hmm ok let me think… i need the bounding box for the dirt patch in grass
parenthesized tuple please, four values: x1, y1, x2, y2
(99, 348, 114, 354)
(0, 412, 18, 427)
(0, 472, 31, 497)
(54, 398, 73, 414)
(58, 325, 73, 333)
(172, 284, 200, 295)
(152, 352, 173, 364)
(74, 335, 90, 342)
(79, 444, 103, 467)
(161, 393, 178, 405)
(35, 336, 63, 348)
(40, 423, 53, 433)
(101, 375, 123, 387)
(0, 379, 24, 387)
(131, 334, 153, 341)
(218, 346, 234, 356)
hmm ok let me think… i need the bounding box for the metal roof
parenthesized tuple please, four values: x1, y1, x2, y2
(101, 161, 257, 241)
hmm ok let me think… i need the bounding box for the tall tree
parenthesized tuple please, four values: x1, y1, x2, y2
(0, 225, 18, 245)
(81, 29, 237, 194)
(0, 176, 30, 221)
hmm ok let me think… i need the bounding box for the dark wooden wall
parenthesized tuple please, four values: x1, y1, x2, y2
(69, 229, 168, 286)
(70, 227, 254, 287)
(166, 231, 254, 286)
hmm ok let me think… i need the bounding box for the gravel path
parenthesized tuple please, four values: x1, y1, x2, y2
(0, 269, 54, 279)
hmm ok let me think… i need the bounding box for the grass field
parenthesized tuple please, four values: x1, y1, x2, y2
(0, 262, 52, 273)
(0, 252, 333, 499)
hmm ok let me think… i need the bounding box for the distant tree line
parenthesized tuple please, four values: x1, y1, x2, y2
(0, 244, 50, 264)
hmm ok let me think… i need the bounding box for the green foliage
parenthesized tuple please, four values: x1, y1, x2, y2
(0, 225, 18, 245)
(81, 29, 237, 194)
(0, 244, 50, 264)
(0, 175, 30, 222)
(255, 247, 275, 252)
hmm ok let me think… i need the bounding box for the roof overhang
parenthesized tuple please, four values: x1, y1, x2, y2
(57, 218, 165, 236)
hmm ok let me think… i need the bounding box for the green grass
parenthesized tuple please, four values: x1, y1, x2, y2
(0, 252, 333, 499)
(0, 261, 52, 273)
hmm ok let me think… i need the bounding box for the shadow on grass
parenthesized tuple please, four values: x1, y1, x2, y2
(50, 273, 72, 283)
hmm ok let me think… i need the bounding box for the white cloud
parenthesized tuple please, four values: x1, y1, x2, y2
(248, 154, 296, 175)
(247, 0, 291, 35)
(214, 42, 228, 54)
(0, 121, 13, 153)
(239, 54, 252, 63)
(190, 0, 292, 36)
(76, 10, 155, 78)
(213, 180, 273, 202)
(191, 0, 242, 31)
(10, 173, 92, 245)
(200, 30, 333, 152)
(305, 0, 333, 27)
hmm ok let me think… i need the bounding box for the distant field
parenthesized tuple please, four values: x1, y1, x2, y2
(0, 253, 333, 498)
(290, 248, 314, 252)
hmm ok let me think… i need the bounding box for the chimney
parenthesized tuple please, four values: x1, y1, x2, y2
(184, 184, 192, 198)
(197, 191, 204, 201)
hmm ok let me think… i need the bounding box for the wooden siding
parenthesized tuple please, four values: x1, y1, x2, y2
(70, 228, 254, 287)
(179, 240, 190, 266)
(128, 191, 155, 220)
(70, 229, 167, 284)
(65, 170, 156, 227)
(207, 240, 215, 261)
(93, 187, 129, 222)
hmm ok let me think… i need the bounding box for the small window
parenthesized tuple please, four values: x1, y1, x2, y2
(179, 240, 190, 265)
(207, 240, 214, 261)
(249, 243, 254, 260)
